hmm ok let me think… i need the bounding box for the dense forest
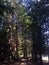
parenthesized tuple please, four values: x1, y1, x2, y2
(0, 0, 49, 65)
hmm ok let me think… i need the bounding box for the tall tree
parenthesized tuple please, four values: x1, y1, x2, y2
(30, 0, 49, 64)
(0, 0, 18, 61)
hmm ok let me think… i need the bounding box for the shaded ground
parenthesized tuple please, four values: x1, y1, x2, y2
(0, 62, 48, 65)
(0, 59, 39, 65)
(0, 62, 38, 65)
(0, 60, 49, 65)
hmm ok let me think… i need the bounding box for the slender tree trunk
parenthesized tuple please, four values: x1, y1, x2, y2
(39, 54, 43, 65)
(15, 27, 19, 60)
(24, 48, 27, 58)
(16, 42, 19, 58)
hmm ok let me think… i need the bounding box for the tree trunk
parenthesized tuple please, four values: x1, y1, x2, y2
(39, 54, 43, 65)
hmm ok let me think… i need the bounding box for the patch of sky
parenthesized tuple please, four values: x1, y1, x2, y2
(44, 31, 49, 35)
(45, 4, 49, 7)
(22, 0, 32, 7)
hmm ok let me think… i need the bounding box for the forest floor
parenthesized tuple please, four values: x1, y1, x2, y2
(0, 62, 39, 65)
(0, 59, 49, 65)
(0, 61, 49, 65)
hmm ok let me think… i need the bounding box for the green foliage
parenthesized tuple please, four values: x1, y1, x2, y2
(0, 0, 32, 59)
